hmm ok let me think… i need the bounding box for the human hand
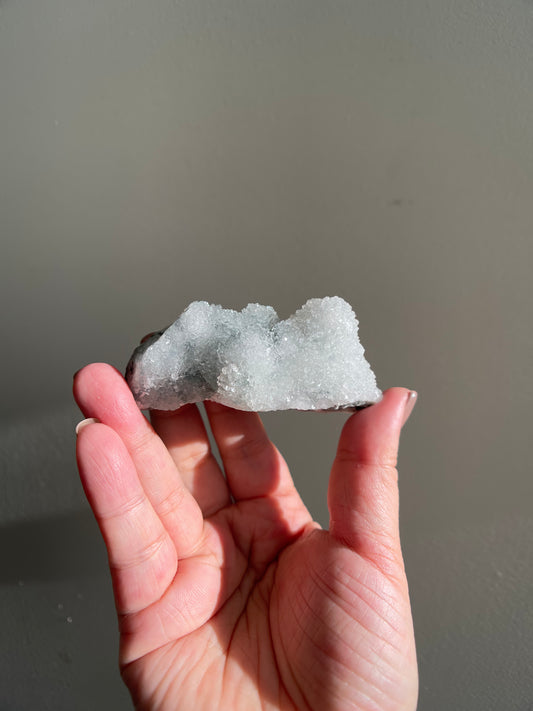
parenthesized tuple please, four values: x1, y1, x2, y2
(74, 363, 418, 711)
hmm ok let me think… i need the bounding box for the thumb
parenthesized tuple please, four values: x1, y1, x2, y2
(328, 388, 417, 573)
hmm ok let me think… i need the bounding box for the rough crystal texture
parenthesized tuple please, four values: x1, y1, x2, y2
(125, 297, 382, 411)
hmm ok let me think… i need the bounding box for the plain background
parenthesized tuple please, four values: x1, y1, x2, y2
(1, 1, 532, 709)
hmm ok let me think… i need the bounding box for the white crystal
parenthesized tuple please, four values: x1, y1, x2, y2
(126, 297, 382, 411)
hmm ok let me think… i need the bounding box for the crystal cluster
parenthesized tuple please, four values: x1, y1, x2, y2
(125, 297, 382, 411)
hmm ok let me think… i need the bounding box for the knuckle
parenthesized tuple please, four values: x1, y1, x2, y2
(178, 441, 212, 472)
(102, 493, 146, 522)
(336, 448, 398, 473)
(228, 435, 271, 462)
(156, 484, 187, 519)
(130, 427, 157, 455)
(111, 530, 169, 572)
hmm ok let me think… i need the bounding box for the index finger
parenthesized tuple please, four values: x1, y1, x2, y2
(73, 363, 204, 556)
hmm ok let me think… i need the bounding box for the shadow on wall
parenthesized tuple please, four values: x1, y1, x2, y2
(0, 509, 106, 585)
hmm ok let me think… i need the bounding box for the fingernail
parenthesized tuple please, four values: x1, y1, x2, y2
(75, 417, 99, 435)
(401, 390, 418, 426)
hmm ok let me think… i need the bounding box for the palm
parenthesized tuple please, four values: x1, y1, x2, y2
(74, 364, 417, 711)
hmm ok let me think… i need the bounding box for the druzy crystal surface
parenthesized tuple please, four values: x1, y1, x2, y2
(125, 297, 382, 411)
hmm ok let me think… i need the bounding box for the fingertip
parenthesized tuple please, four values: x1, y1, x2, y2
(204, 400, 237, 414)
(401, 390, 418, 427)
(73, 363, 118, 403)
(73, 365, 90, 411)
(380, 387, 414, 417)
(74, 362, 125, 389)
(73, 362, 141, 425)
(337, 387, 413, 468)
(342, 387, 408, 431)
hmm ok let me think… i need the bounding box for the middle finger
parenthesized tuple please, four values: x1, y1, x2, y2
(151, 404, 231, 517)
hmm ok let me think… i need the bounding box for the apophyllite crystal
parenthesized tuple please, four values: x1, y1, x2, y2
(126, 297, 382, 412)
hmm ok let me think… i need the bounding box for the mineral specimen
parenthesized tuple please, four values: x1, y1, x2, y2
(125, 297, 382, 412)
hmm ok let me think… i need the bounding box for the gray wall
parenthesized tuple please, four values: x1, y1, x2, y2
(1, 1, 532, 709)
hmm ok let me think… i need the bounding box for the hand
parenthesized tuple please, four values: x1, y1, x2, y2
(74, 363, 418, 711)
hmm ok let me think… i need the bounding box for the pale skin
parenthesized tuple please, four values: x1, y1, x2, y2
(74, 363, 418, 711)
